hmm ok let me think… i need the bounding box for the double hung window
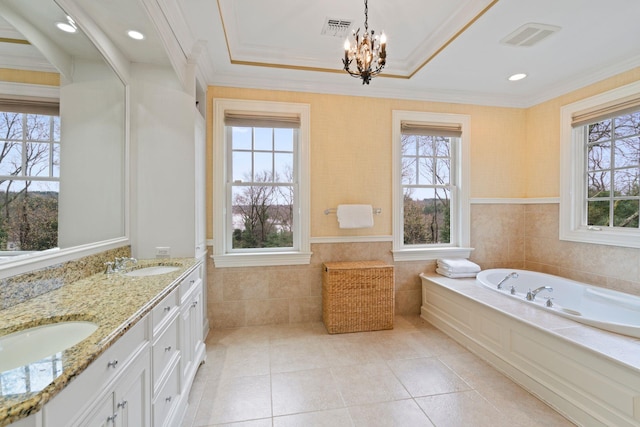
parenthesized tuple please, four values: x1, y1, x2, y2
(213, 99, 310, 267)
(227, 114, 296, 250)
(392, 111, 471, 260)
(560, 81, 640, 248)
(0, 104, 60, 252)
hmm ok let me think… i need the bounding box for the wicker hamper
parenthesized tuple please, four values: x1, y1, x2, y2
(322, 260, 394, 334)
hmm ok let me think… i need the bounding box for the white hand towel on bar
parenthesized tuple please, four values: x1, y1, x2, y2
(437, 258, 480, 273)
(336, 204, 374, 229)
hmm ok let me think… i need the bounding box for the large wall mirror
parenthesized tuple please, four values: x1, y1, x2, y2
(0, 0, 126, 273)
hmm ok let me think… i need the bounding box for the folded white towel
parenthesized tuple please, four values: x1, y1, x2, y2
(437, 258, 480, 273)
(336, 204, 374, 229)
(436, 268, 478, 279)
(437, 265, 481, 274)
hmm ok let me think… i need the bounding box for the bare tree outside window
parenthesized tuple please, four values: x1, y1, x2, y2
(0, 112, 60, 252)
(401, 134, 452, 244)
(586, 111, 640, 228)
(229, 126, 295, 249)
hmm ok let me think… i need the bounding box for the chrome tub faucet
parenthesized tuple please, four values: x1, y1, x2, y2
(526, 286, 553, 301)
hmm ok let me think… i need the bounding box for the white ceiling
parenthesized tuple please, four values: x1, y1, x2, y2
(2, 0, 640, 108)
(172, 0, 640, 107)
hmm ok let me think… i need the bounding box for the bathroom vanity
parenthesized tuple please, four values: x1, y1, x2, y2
(0, 258, 206, 427)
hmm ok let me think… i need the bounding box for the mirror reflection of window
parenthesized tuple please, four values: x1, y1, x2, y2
(0, 352, 63, 396)
(0, 106, 60, 256)
(0, 0, 126, 268)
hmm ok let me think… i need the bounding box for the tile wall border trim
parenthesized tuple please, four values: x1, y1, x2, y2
(310, 236, 394, 244)
(207, 236, 394, 246)
(471, 197, 559, 204)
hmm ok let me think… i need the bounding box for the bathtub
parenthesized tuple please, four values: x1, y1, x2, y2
(476, 269, 640, 338)
(420, 272, 640, 427)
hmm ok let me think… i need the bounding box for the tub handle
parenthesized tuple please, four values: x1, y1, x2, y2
(545, 297, 554, 307)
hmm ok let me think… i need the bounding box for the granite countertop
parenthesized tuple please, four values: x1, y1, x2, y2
(0, 258, 199, 427)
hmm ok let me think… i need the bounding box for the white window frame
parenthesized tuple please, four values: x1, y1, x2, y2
(213, 99, 311, 267)
(560, 80, 640, 249)
(391, 110, 472, 261)
(0, 112, 60, 182)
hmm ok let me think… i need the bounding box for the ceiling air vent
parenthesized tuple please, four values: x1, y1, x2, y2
(500, 23, 560, 47)
(321, 18, 353, 38)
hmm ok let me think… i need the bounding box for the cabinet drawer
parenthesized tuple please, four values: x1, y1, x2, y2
(152, 316, 179, 389)
(153, 361, 180, 427)
(152, 288, 179, 332)
(44, 317, 148, 426)
(179, 267, 201, 303)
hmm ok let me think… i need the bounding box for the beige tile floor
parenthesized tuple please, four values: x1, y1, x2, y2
(181, 315, 575, 427)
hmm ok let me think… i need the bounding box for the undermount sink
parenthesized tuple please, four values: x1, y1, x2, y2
(124, 265, 180, 277)
(0, 321, 98, 372)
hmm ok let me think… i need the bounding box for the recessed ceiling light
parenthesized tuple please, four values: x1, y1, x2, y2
(127, 30, 145, 40)
(508, 73, 527, 81)
(56, 16, 77, 33)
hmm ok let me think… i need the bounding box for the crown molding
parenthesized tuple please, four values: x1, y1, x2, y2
(207, 70, 530, 108)
(2, 56, 57, 73)
(139, 0, 188, 89)
(524, 54, 640, 107)
(0, 81, 59, 98)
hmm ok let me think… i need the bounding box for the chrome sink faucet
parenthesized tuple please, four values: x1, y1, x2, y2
(104, 257, 138, 274)
(526, 286, 553, 301)
(114, 257, 138, 272)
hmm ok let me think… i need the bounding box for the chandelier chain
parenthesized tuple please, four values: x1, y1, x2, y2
(364, 0, 368, 32)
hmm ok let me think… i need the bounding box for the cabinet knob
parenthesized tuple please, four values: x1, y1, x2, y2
(117, 400, 128, 409)
(107, 360, 118, 368)
(190, 279, 195, 284)
(164, 306, 171, 312)
(165, 396, 172, 403)
(107, 413, 118, 423)
(191, 301, 198, 308)
(165, 345, 172, 352)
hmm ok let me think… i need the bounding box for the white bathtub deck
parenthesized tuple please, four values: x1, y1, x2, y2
(421, 273, 640, 427)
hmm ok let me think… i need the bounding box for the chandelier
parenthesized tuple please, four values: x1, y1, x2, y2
(342, 0, 387, 84)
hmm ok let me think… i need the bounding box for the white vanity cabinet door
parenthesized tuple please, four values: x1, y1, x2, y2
(77, 393, 114, 427)
(152, 360, 181, 427)
(112, 348, 150, 427)
(179, 300, 194, 385)
(180, 276, 204, 388)
(73, 347, 150, 427)
(152, 313, 179, 391)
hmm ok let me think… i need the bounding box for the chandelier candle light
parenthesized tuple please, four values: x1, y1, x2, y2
(342, 0, 387, 84)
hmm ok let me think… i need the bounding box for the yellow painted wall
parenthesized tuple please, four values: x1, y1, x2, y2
(206, 87, 527, 238)
(0, 68, 60, 86)
(525, 67, 640, 197)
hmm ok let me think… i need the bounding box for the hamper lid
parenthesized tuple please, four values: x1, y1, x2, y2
(323, 260, 392, 270)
